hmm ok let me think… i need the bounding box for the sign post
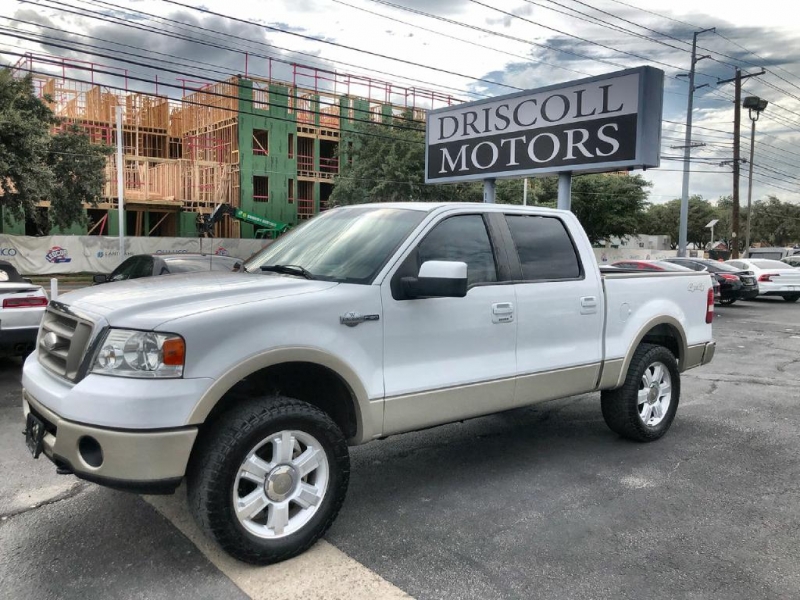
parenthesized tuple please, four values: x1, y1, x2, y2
(425, 67, 664, 208)
(483, 179, 496, 203)
(557, 173, 572, 210)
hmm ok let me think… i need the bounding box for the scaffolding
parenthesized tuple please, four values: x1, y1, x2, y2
(12, 51, 459, 236)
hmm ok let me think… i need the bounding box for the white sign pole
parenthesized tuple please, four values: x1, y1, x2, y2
(557, 172, 572, 211)
(523, 178, 528, 206)
(483, 179, 496, 204)
(116, 105, 125, 258)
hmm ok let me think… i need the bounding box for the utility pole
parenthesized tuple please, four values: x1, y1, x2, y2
(677, 28, 714, 257)
(732, 69, 741, 258)
(116, 105, 125, 257)
(717, 69, 765, 258)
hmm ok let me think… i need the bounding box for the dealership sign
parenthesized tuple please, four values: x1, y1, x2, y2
(425, 67, 664, 183)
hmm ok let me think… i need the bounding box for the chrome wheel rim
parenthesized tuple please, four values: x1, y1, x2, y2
(638, 362, 672, 427)
(232, 430, 329, 540)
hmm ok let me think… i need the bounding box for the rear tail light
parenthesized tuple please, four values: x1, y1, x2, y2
(2, 296, 48, 309)
(758, 273, 776, 282)
(706, 287, 714, 324)
(720, 273, 739, 282)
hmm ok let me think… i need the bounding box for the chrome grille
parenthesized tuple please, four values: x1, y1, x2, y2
(37, 307, 93, 381)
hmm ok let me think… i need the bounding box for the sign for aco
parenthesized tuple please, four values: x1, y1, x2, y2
(425, 66, 664, 184)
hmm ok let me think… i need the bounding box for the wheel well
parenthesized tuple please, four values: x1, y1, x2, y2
(203, 362, 359, 439)
(641, 324, 683, 364)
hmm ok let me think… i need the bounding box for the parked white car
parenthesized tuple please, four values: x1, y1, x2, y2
(725, 259, 800, 302)
(21, 203, 716, 564)
(0, 276, 49, 356)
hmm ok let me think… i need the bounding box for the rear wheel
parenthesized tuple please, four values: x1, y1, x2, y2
(187, 396, 350, 564)
(601, 344, 680, 442)
(783, 294, 799, 303)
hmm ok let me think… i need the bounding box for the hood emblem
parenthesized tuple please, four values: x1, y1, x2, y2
(340, 312, 380, 327)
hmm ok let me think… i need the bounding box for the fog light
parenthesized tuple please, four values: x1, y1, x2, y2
(78, 436, 103, 468)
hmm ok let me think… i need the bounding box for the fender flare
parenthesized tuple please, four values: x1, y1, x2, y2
(611, 316, 688, 389)
(185, 347, 378, 444)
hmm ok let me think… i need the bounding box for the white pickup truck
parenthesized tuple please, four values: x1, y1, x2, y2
(22, 203, 715, 564)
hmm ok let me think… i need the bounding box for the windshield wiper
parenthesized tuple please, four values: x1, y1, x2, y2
(259, 264, 315, 279)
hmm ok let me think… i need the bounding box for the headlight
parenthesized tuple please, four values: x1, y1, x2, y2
(92, 329, 185, 378)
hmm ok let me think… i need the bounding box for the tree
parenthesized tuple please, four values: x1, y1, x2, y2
(332, 114, 652, 244)
(748, 196, 800, 247)
(330, 112, 481, 205)
(0, 70, 55, 224)
(640, 196, 717, 249)
(47, 125, 112, 230)
(0, 69, 111, 230)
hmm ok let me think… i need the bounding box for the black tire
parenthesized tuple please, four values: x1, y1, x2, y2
(601, 343, 680, 442)
(187, 396, 350, 564)
(783, 294, 799, 303)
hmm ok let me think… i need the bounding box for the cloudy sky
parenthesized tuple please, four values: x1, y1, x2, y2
(2, 0, 799, 204)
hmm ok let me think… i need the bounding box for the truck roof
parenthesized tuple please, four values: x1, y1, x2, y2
(336, 202, 564, 214)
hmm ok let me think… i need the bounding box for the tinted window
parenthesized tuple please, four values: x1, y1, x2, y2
(727, 261, 748, 270)
(417, 215, 497, 286)
(505, 215, 581, 280)
(108, 256, 153, 281)
(165, 257, 213, 273)
(245, 207, 425, 284)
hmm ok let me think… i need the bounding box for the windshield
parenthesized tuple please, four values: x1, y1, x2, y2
(753, 259, 791, 270)
(243, 206, 427, 283)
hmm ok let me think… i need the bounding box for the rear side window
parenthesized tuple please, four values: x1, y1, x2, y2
(505, 215, 581, 281)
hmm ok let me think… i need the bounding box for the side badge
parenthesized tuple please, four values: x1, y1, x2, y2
(340, 312, 380, 327)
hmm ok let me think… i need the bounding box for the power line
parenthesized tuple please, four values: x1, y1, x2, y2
(156, 0, 520, 92)
(469, 0, 718, 79)
(5, 55, 435, 145)
(329, 0, 579, 78)
(0, 27, 442, 128)
(25, 0, 484, 101)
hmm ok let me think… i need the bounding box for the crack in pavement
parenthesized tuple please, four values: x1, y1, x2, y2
(0, 482, 87, 523)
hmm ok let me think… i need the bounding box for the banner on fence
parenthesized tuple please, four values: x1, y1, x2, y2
(0, 235, 269, 275)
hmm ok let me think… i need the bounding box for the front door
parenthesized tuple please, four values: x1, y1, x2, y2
(381, 213, 517, 435)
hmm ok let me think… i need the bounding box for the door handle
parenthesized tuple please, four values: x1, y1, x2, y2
(492, 302, 514, 323)
(580, 296, 598, 315)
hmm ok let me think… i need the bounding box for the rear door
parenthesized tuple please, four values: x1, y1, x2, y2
(502, 212, 604, 404)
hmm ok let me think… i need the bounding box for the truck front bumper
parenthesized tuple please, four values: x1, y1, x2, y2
(23, 390, 197, 494)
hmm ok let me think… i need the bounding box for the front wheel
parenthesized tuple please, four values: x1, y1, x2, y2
(783, 294, 799, 303)
(187, 396, 350, 564)
(601, 344, 680, 442)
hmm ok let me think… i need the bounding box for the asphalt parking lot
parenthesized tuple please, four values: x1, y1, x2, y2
(1, 298, 799, 600)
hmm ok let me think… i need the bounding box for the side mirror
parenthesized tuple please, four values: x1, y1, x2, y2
(93, 274, 108, 284)
(401, 260, 468, 299)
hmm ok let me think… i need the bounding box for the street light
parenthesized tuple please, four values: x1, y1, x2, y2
(743, 95, 768, 256)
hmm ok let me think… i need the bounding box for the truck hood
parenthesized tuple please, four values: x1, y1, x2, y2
(59, 272, 338, 329)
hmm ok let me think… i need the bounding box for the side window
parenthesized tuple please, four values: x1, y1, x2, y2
(505, 215, 581, 281)
(133, 256, 154, 279)
(417, 215, 497, 286)
(108, 257, 142, 282)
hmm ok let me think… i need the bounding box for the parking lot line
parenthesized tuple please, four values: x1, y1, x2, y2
(144, 491, 412, 600)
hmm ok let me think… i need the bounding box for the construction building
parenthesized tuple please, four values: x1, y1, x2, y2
(4, 54, 455, 238)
